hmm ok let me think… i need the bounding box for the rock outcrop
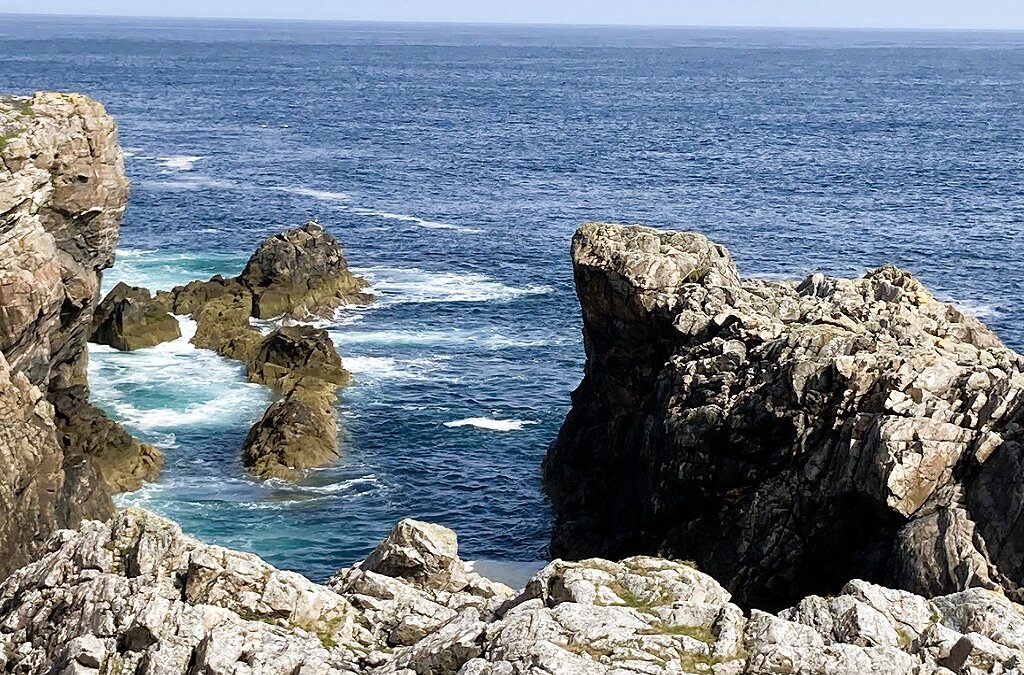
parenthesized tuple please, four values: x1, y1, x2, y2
(0, 92, 160, 577)
(90, 281, 181, 350)
(4, 507, 1024, 674)
(240, 326, 350, 480)
(546, 222, 1024, 611)
(237, 220, 373, 319)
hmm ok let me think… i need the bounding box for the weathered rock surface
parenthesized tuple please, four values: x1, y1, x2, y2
(240, 327, 350, 479)
(191, 289, 262, 362)
(0, 92, 159, 576)
(90, 281, 181, 350)
(237, 220, 373, 319)
(4, 508, 1024, 674)
(240, 378, 341, 480)
(546, 222, 1024, 610)
(248, 325, 350, 389)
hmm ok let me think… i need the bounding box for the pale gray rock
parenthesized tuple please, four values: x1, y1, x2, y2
(3, 509, 1024, 674)
(547, 222, 1024, 609)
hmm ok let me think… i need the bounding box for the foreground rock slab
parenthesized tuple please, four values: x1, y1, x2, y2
(3, 508, 1023, 674)
(546, 222, 1024, 610)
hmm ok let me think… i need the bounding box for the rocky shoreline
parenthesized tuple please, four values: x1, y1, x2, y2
(546, 223, 1024, 612)
(3, 93, 1024, 673)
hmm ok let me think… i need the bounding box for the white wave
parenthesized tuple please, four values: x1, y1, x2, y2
(144, 175, 239, 191)
(953, 301, 1002, 320)
(297, 476, 379, 494)
(88, 316, 268, 434)
(115, 248, 158, 257)
(443, 418, 537, 432)
(343, 355, 450, 381)
(156, 155, 203, 171)
(349, 207, 481, 233)
(268, 186, 351, 202)
(355, 267, 552, 305)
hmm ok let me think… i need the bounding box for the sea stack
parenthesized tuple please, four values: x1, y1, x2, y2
(546, 222, 1024, 610)
(0, 92, 161, 577)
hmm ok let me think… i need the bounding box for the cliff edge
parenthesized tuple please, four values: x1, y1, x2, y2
(0, 92, 160, 577)
(546, 223, 1024, 611)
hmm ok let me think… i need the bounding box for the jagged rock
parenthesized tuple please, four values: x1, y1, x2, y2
(0, 92, 158, 577)
(191, 289, 262, 361)
(546, 222, 1024, 610)
(238, 220, 373, 319)
(49, 386, 162, 493)
(248, 325, 350, 389)
(240, 379, 340, 480)
(238, 327, 350, 480)
(90, 281, 181, 350)
(3, 509, 1024, 674)
(157, 274, 247, 315)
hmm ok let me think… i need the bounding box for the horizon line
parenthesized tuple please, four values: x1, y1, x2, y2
(4, 11, 1024, 34)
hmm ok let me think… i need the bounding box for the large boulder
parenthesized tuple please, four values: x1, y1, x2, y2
(190, 290, 262, 362)
(240, 378, 340, 481)
(546, 222, 1024, 610)
(0, 92, 157, 577)
(156, 273, 246, 316)
(247, 325, 350, 390)
(237, 220, 373, 319)
(90, 281, 181, 351)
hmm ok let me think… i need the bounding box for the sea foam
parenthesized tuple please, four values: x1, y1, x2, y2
(156, 155, 204, 171)
(443, 418, 537, 432)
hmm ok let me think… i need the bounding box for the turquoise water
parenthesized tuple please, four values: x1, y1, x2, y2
(3, 15, 1023, 580)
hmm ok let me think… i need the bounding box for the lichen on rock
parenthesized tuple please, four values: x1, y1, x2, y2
(546, 222, 1024, 611)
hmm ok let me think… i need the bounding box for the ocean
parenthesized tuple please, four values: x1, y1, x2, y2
(2, 14, 1022, 581)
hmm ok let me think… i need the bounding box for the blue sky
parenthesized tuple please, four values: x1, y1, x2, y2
(4, 0, 1024, 30)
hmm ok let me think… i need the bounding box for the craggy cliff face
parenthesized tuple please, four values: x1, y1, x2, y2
(546, 222, 1024, 611)
(0, 92, 155, 577)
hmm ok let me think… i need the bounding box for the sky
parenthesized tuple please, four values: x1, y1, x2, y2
(3, 0, 1024, 30)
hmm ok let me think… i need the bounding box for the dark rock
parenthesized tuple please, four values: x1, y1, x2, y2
(191, 290, 262, 362)
(237, 220, 373, 319)
(157, 274, 246, 316)
(546, 222, 1024, 611)
(90, 282, 181, 351)
(240, 378, 339, 481)
(50, 386, 162, 493)
(247, 325, 350, 390)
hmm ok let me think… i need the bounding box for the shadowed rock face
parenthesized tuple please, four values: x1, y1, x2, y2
(4, 507, 1024, 674)
(546, 222, 1024, 611)
(90, 281, 181, 351)
(0, 92, 159, 577)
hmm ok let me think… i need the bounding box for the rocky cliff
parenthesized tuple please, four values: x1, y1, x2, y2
(3, 507, 1023, 674)
(0, 92, 160, 578)
(545, 223, 1024, 611)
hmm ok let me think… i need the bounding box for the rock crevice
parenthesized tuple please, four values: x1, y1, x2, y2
(0, 92, 160, 577)
(546, 222, 1024, 611)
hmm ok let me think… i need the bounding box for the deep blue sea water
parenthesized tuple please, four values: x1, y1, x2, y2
(2, 14, 1023, 581)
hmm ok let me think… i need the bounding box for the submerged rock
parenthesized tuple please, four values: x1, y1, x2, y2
(238, 220, 373, 319)
(546, 222, 1024, 610)
(90, 281, 181, 351)
(0, 92, 158, 577)
(4, 508, 1023, 674)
